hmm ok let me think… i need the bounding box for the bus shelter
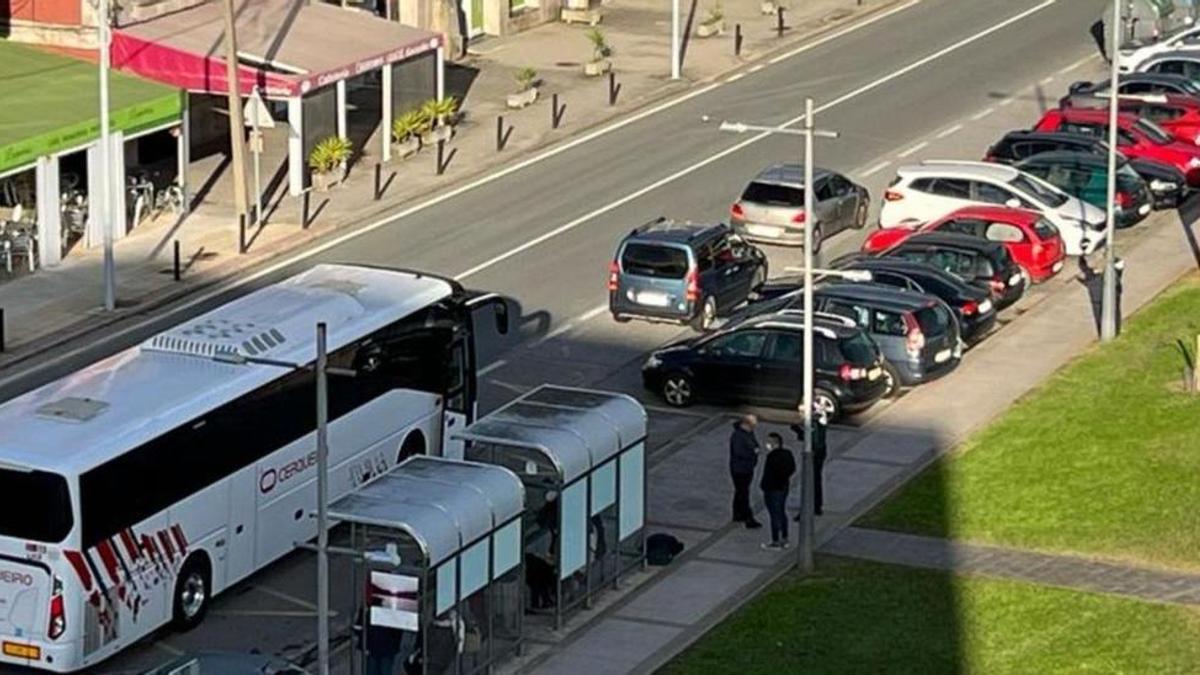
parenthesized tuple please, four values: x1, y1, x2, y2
(329, 456, 525, 675)
(452, 385, 647, 629)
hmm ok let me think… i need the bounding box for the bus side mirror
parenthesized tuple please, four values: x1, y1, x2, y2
(494, 300, 509, 335)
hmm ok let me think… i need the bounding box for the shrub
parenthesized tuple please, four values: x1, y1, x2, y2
(308, 136, 353, 174)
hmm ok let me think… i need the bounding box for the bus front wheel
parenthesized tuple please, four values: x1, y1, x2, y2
(172, 554, 211, 630)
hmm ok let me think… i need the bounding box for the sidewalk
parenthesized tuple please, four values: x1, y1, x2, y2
(501, 207, 1200, 674)
(0, 0, 892, 368)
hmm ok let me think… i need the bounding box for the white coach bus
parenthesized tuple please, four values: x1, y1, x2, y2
(0, 264, 507, 672)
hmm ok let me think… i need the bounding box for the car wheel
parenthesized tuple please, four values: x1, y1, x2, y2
(812, 388, 840, 420)
(662, 372, 694, 407)
(172, 555, 211, 630)
(881, 362, 902, 399)
(750, 266, 767, 292)
(613, 314, 631, 323)
(691, 296, 718, 332)
(809, 223, 823, 255)
(853, 201, 869, 229)
(1018, 265, 1033, 286)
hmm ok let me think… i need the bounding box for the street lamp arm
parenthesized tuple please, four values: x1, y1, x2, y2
(717, 120, 839, 138)
(783, 267, 873, 282)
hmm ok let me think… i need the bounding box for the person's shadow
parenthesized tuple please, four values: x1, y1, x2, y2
(1076, 256, 1122, 338)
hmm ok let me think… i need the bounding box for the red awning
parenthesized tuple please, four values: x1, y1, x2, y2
(112, 0, 443, 98)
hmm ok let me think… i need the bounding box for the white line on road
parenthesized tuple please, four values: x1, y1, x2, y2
(253, 584, 319, 611)
(997, 96, 1015, 106)
(748, 64, 765, 73)
(457, 0, 1058, 280)
(529, 304, 610, 345)
(478, 359, 508, 376)
(153, 642, 185, 657)
(935, 123, 963, 139)
(970, 107, 996, 121)
(1039, 75, 1055, 85)
(727, 72, 747, 82)
(858, 160, 892, 178)
(897, 141, 929, 158)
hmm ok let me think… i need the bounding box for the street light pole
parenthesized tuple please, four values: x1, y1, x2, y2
(671, 0, 681, 79)
(98, 0, 115, 311)
(220, 0, 250, 230)
(1100, 0, 1121, 341)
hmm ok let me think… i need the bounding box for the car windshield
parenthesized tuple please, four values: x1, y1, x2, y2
(1033, 217, 1060, 241)
(1010, 174, 1068, 207)
(741, 182, 804, 206)
(837, 332, 878, 365)
(0, 468, 73, 543)
(915, 305, 951, 337)
(1134, 118, 1174, 145)
(620, 243, 689, 278)
(1117, 165, 1147, 193)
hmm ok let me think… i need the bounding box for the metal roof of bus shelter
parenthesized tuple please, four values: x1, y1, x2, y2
(328, 457, 524, 567)
(453, 385, 646, 484)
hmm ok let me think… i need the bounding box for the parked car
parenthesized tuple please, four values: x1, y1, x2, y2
(815, 256, 999, 343)
(863, 205, 1066, 283)
(879, 161, 1106, 256)
(1137, 49, 1200, 89)
(1033, 107, 1200, 187)
(1060, 91, 1200, 146)
(1119, 23, 1200, 73)
(1069, 72, 1200, 99)
(641, 312, 888, 417)
(717, 283, 961, 396)
(881, 231, 1028, 311)
(1016, 151, 1153, 226)
(609, 218, 768, 330)
(729, 164, 870, 252)
(984, 130, 1187, 208)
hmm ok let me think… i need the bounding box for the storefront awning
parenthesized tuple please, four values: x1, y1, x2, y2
(0, 42, 182, 175)
(112, 0, 443, 99)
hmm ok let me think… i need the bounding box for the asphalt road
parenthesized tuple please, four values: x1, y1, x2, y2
(0, 0, 1128, 671)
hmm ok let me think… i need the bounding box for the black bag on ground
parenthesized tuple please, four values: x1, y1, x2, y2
(646, 533, 685, 566)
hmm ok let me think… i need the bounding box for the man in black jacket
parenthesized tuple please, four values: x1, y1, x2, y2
(760, 432, 796, 549)
(791, 409, 828, 519)
(729, 414, 762, 528)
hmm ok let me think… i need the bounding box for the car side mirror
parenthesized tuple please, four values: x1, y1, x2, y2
(1004, 198, 1022, 209)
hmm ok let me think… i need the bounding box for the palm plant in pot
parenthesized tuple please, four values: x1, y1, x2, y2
(584, 28, 612, 77)
(308, 136, 353, 192)
(507, 67, 539, 109)
(421, 97, 460, 144)
(697, 4, 725, 37)
(392, 109, 427, 158)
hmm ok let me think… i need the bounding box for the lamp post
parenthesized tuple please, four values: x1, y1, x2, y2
(717, 97, 840, 572)
(97, 0, 115, 311)
(1101, 0, 1121, 341)
(214, 324, 354, 675)
(671, 0, 681, 79)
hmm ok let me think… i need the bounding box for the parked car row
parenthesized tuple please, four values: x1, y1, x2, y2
(617, 57, 1197, 419)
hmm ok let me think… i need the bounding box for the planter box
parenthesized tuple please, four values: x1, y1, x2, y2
(561, 7, 602, 25)
(760, 1, 775, 15)
(422, 125, 454, 145)
(312, 167, 345, 192)
(697, 19, 724, 37)
(506, 87, 539, 109)
(584, 59, 611, 77)
(393, 137, 421, 159)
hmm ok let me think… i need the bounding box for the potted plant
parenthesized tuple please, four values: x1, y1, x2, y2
(507, 67, 540, 109)
(391, 109, 426, 158)
(583, 27, 612, 77)
(308, 136, 352, 192)
(697, 4, 725, 37)
(420, 97, 460, 143)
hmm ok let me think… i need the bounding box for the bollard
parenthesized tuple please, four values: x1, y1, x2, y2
(437, 140, 445, 175)
(374, 163, 383, 201)
(735, 23, 743, 56)
(302, 191, 311, 230)
(173, 240, 181, 281)
(497, 115, 512, 152)
(238, 213, 247, 254)
(608, 72, 621, 106)
(777, 6, 785, 37)
(552, 94, 566, 129)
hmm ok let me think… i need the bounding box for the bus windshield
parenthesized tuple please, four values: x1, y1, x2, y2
(0, 467, 73, 543)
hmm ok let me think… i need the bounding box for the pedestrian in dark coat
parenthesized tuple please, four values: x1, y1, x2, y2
(729, 414, 762, 528)
(759, 433, 796, 549)
(791, 410, 828, 518)
(1090, 19, 1109, 62)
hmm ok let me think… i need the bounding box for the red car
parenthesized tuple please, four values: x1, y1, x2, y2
(1060, 92, 1200, 146)
(861, 206, 1067, 283)
(1033, 108, 1200, 187)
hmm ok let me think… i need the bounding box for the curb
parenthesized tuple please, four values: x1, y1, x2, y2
(0, 0, 902, 380)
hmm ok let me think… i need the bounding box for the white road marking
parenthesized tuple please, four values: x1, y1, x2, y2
(253, 584, 319, 611)
(970, 107, 996, 121)
(749, 64, 765, 73)
(768, 0, 921, 63)
(0, 0, 1058, 390)
(489, 380, 532, 394)
(859, 160, 892, 178)
(530, 304, 610, 345)
(153, 642, 185, 657)
(478, 359, 508, 376)
(1059, 53, 1097, 74)
(457, 0, 1058, 280)
(727, 72, 747, 82)
(935, 123, 964, 139)
(1039, 75, 1055, 85)
(997, 96, 1015, 106)
(897, 141, 929, 158)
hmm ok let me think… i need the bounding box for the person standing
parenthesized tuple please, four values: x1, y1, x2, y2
(759, 432, 796, 549)
(729, 414, 762, 529)
(1090, 18, 1109, 62)
(791, 408, 829, 518)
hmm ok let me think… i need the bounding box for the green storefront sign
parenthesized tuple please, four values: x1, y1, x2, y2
(0, 93, 182, 175)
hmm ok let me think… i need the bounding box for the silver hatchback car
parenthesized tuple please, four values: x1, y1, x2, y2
(730, 164, 870, 252)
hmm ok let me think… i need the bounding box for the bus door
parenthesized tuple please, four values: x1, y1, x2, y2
(226, 465, 257, 585)
(442, 332, 471, 460)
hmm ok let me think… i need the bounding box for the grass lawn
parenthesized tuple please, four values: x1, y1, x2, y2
(665, 557, 1200, 674)
(862, 274, 1200, 571)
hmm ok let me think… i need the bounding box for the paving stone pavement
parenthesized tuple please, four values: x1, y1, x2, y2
(825, 527, 1200, 606)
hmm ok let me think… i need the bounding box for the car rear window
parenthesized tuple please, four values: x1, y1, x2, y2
(0, 468, 73, 543)
(1033, 217, 1059, 241)
(741, 182, 804, 206)
(915, 305, 951, 336)
(837, 332, 878, 365)
(620, 243, 689, 279)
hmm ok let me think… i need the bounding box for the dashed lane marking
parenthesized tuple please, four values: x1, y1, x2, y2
(897, 141, 929, 158)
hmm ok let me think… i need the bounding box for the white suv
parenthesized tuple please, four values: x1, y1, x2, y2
(1121, 26, 1200, 74)
(879, 161, 1106, 256)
